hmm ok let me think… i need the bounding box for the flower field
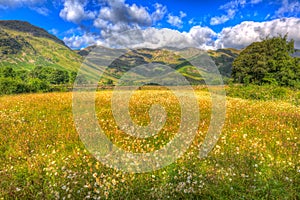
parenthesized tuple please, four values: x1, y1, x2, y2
(0, 89, 299, 199)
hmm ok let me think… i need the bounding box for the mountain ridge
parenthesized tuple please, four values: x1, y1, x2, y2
(0, 20, 66, 47)
(0, 20, 82, 72)
(0, 20, 240, 84)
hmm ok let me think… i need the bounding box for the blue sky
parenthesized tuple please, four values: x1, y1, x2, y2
(0, 0, 300, 49)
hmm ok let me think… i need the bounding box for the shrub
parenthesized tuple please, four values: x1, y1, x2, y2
(0, 77, 29, 95)
(27, 78, 50, 92)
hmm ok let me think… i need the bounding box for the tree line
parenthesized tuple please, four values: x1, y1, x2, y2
(0, 66, 86, 95)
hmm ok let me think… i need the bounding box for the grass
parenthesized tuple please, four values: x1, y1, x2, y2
(0, 88, 299, 199)
(226, 85, 300, 105)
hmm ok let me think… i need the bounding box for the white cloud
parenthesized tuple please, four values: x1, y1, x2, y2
(250, 0, 263, 4)
(210, 0, 250, 25)
(63, 33, 99, 49)
(64, 17, 300, 50)
(210, 9, 236, 25)
(49, 28, 59, 35)
(0, 0, 45, 8)
(188, 18, 195, 25)
(30, 6, 49, 16)
(275, 0, 300, 18)
(215, 17, 300, 49)
(96, 2, 151, 26)
(97, 25, 217, 50)
(264, 14, 271, 20)
(59, 0, 97, 23)
(151, 3, 167, 22)
(93, 1, 168, 39)
(0, 0, 49, 16)
(167, 11, 187, 28)
(93, 1, 153, 38)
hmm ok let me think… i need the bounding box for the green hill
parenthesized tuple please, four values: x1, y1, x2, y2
(78, 46, 240, 85)
(0, 20, 82, 72)
(0, 20, 239, 87)
(207, 48, 240, 77)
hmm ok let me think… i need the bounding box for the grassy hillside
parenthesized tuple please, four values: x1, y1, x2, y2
(207, 48, 240, 77)
(0, 20, 82, 72)
(0, 20, 239, 87)
(78, 46, 239, 85)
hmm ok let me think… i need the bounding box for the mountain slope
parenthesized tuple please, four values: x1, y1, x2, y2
(0, 20, 82, 72)
(207, 48, 240, 77)
(78, 46, 240, 85)
(0, 20, 239, 85)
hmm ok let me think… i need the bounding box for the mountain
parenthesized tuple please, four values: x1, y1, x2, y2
(0, 20, 82, 72)
(207, 48, 240, 77)
(0, 20, 239, 85)
(78, 46, 240, 85)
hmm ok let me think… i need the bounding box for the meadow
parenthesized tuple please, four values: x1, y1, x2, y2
(0, 88, 299, 199)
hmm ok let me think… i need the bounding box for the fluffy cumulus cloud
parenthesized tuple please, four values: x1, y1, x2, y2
(215, 17, 300, 49)
(60, 0, 97, 23)
(64, 17, 300, 50)
(0, 0, 44, 8)
(96, 25, 217, 50)
(93, 1, 167, 38)
(148, 26, 216, 49)
(63, 33, 100, 49)
(167, 11, 187, 28)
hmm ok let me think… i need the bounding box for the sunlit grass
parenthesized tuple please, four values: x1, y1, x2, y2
(0, 89, 299, 199)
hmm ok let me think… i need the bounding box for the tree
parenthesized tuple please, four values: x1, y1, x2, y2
(232, 35, 300, 87)
(69, 71, 77, 83)
(27, 78, 50, 92)
(0, 77, 29, 94)
(30, 66, 69, 84)
(48, 69, 69, 84)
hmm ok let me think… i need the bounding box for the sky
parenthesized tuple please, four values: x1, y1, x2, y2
(0, 0, 300, 49)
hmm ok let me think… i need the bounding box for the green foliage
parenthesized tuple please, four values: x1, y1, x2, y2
(30, 66, 70, 84)
(48, 69, 69, 84)
(232, 35, 300, 87)
(27, 78, 50, 92)
(106, 79, 114, 85)
(69, 71, 77, 83)
(0, 66, 76, 95)
(0, 77, 29, 94)
(0, 66, 16, 78)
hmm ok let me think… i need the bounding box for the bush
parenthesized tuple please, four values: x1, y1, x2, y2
(27, 78, 50, 92)
(0, 77, 29, 95)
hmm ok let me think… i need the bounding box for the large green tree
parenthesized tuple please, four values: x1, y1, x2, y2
(232, 35, 300, 87)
